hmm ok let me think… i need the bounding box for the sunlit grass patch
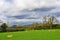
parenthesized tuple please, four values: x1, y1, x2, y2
(0, 29, 60, 40)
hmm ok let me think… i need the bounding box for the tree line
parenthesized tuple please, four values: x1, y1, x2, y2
(0, 15, 60, 32)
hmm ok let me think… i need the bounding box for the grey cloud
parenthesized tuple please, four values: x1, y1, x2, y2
(0, 0, 60, 24)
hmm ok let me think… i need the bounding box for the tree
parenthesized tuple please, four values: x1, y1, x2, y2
(17, 24, 23, 27)
(1, 23, 8, 32)
(42, 15, 58, 29)
(48, 16, 58, 28)
(29, 23, 41, 30)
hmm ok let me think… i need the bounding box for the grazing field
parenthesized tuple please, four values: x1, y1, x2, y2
(0, 29, 60, 40)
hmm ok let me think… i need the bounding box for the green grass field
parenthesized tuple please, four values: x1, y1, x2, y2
(0, 29, 60, 40)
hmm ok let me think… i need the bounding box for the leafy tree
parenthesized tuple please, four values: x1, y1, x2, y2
(1, 23, 8, 32)
(29, 23, 41, 30)
(17, 24, 23, 27)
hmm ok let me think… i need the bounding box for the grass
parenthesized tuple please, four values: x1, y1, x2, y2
(0, 29, 60, 40)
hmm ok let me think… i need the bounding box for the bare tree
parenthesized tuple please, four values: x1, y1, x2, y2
(42, 15, 58, 29)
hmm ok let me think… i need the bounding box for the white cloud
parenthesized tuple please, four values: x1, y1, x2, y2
(0, 0, 60, 16)
(0, 15, 8, 23)
(12, 19, 42, 23)
(0, 0, 60, 24)
(13, 0, 60, 9)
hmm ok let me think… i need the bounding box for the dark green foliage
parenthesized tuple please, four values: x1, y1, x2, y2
(1, 23, 8, 32)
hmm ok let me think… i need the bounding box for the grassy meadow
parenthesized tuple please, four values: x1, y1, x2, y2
(0, 29, 60, 40)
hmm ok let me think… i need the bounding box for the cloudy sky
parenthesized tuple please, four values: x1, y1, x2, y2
(0, 0, 60, 25)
